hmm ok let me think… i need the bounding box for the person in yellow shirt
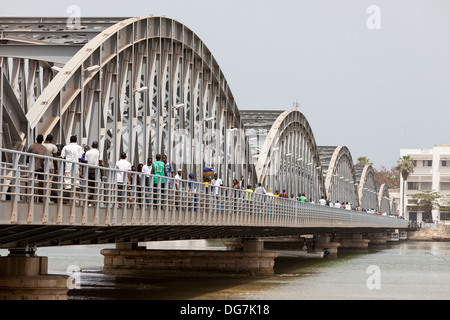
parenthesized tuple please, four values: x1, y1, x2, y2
(244, 185, 253, 211)
(274, 190, 280, 204)
(245, 185, 253, 201)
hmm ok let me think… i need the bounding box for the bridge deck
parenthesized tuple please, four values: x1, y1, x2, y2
(0, 148, 409, 249)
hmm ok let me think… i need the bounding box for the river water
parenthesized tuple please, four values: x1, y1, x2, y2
(1, 240, 449, 301)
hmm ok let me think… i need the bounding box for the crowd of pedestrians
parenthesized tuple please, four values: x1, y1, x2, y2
(24, 134, 393, 216)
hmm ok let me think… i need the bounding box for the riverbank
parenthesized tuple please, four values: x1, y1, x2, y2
(409, 225, 450, 241)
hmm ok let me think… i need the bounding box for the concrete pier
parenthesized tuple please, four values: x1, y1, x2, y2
(0, 253, 69, 300)
(365, 233, 388, 245)
(315, 235, 341, 258)
(263, 235, 340, 258)
(101, 241, 278, 275)
(335, 233, 370, 249)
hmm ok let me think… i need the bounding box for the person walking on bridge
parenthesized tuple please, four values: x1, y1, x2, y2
(43, 134, 58, 203)
(299, 192, 307, 202)
(115, 152, 132, 208)
(61, 135, 83, 203)
(43, 134, 58, 175)
(245, 185, 253, 212)
(211, 173, 224, 198)
(27, 134, 48, 202)
(142, 157, 152, 207)
(85, 141, 100, 206)
(152, 154, 166, 206)
(254, 183, 266, 195)
(319, 196, 327, 206)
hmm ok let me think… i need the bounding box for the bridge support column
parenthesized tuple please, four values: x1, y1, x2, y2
(0, 249, 69, 300)
(386, 230, 400, 242)
(101, 240, 278, 275)
(365, 233, 388, 245)
(314, 235, 341, 258)
(335, 233, 370, 249)
(262, 235, 340, 258)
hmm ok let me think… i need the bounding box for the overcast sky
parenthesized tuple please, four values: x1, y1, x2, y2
(3, 0, 450, 170)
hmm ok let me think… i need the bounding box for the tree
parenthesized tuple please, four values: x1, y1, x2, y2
(409, 190, 442, 222)
(395, 155, 414, 181)
(374, 165, 400, 189)
(357, 156, 372, 166)
(395, 155, 415, 218)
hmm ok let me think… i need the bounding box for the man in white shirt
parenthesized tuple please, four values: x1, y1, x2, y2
(254, 183, 266, 195)
(211, 173, 223, 196)
(115, 152, 132, 208)
(142, 157, 153, 187)
(335, 201, 341, 209)
(174, 169, 183, 190)
(142, 157, 152, 207)
(61, 135, 83, 191)
(115, 152, 132, 184)
(85, 141, 100, 205)
(85, 141, 100, 166)
(319, 196, 327, 206)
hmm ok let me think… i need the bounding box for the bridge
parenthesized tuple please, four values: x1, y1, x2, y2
(0, 16, 408, 300)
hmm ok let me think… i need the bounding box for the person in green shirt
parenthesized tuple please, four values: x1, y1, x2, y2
(299, 192, 307, 202)
(152, 154, 165, 205)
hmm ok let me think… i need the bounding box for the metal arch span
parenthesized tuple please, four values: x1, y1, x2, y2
(318, 146, 359, 206)
(378, 184, 391, 215)
(22, 16, 249, 185)
(254, 110, 326, 200)
(355, 164, 378, 211)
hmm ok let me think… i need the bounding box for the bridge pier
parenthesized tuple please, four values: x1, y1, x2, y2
(0, 248, 69, 300)
(262, 235, 340, 258)
(314, 235, 341, 258)
(334, 233, 370, 250)
(364, 232, 388, 245)
(101, 240, 278, 275)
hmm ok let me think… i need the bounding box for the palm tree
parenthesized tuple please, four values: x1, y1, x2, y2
(396, 155, 415, 218)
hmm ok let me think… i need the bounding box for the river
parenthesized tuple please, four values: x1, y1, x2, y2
(1, 240, 449, 301)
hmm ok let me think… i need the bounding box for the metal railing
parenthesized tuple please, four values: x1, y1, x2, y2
(0, 148, 409, 229)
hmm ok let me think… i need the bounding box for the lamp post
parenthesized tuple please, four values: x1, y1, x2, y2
(172, 103, 185, 172)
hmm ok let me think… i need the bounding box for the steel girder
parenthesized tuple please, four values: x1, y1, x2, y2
(0, 57, 53, 153)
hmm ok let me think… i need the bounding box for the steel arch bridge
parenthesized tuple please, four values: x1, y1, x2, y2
(0, 16, 395, 212)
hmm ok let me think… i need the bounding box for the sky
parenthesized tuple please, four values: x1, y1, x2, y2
(3, 0, 450, 170)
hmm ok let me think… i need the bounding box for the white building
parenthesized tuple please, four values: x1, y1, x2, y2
(399, 145, 450, 224)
